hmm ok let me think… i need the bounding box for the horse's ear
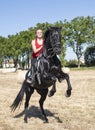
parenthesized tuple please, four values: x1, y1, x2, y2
(59, 26, 62, 31)
(44, 27, 50, 39)
(47, 26, 51, 30)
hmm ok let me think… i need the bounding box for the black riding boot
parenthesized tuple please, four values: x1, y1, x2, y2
(36, 72, 41, 85)
(26, 67, 35, 86)
(26, 69, 32, 83)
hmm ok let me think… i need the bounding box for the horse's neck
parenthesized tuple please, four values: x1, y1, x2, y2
(50, 55, 61, 67)
(43, 39, 58, 64)
(44, 50, 57, 64)
(43, 44, 52, 57)
(42, 48, 60, 71)
(43, 47, 47, 57)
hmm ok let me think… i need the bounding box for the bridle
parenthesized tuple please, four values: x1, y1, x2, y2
(41, 28, 62, 59)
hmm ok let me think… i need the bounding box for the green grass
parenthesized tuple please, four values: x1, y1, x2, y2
(70, 66, 95, 71)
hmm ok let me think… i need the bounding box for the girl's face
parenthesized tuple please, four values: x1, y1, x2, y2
(36, 29, 43, 38)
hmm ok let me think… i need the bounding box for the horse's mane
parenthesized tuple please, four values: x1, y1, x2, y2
(44, 29, 50, 42)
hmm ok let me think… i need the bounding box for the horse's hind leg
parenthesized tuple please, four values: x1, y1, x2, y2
(37, 89, 48, 123)
(24, 85, 34, 123)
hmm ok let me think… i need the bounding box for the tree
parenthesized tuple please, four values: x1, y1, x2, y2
(35, 22, 52, 33)
(7, 34, 21, 68)
(19, 30, 32, 68)
(0, 36, 8, 67)
(84, 46, 95, 66)
(8, 29, 33, 69)
(66, 16, 94, 68)
(86, 17, 95, 44)
(1, 18, 95, 69)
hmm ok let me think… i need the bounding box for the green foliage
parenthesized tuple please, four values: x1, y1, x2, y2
(70, 66, 95, 70)
(66, 16, 95, 68)
(66, 59, 78, 67)
(0, 36, 8, 67)
(84, 46, 95, 66)
(0, 16, 95, 68)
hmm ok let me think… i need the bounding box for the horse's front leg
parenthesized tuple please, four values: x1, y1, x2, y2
(59, 71, 72, 97)
(65, 73, 72, 97)
(43, 73, 57, 97)
(48, 80, 56, 97)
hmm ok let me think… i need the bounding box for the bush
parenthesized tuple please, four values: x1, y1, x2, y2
(84, 46, 95, 66)
(66, 59, 78, 67)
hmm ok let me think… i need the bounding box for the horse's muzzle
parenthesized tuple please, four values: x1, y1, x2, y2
(53, 42, 62, 55)
(54, 47, 62, 55)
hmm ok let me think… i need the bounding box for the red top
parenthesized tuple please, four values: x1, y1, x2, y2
(32, 39, 44, 58)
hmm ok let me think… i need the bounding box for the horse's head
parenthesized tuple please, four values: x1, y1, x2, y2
(44, 27, 62, 55)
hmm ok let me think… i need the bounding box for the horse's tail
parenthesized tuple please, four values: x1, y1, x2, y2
(11, 80, 26, 112)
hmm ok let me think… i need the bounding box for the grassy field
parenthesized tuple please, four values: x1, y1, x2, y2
(70, 66, 95, 70)
(0, 69, 95, 130)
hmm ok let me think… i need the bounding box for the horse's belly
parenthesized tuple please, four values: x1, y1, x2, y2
(33, 82, 53, 89)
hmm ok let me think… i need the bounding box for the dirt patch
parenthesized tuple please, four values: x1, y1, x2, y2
(0, 70, 95, 130)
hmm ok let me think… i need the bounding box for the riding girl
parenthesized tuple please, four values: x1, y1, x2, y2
(26, 29, 44, 85)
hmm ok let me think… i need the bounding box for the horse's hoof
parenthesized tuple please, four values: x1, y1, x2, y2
(65, 90, 71, 97)
(58, 78, 63, 83)
(24, 117, 28, 123)
(43, 118, 49, 123)
(48, 90, 56, 97)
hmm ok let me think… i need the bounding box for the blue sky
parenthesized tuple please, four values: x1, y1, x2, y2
(0, 0, 95, 60)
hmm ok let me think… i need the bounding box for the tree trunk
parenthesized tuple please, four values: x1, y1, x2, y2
(13, 58, 18, 70)
(78, 58, 81, 68)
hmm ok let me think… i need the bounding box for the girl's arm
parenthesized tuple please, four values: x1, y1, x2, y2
(31, 40, 43, 53)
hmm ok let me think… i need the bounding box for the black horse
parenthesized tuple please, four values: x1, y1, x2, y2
(11, 27, 72, 123)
